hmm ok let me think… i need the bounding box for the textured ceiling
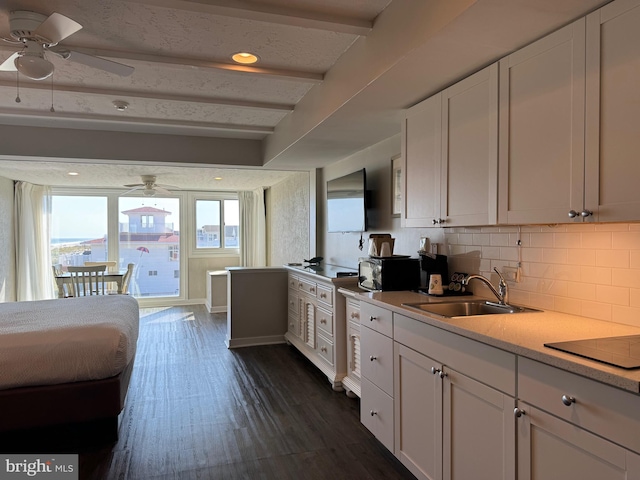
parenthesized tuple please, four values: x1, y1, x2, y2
(0, 0, 613, 188)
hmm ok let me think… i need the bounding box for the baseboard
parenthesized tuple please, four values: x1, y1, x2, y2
(226, 335, 286, 349)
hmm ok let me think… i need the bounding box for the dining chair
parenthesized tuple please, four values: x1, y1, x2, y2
(84, 261, 118, 272)
(67, 265, 107, 296)
(120, 263, 135, 295)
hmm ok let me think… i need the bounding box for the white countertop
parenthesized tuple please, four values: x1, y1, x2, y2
(357, 290, 640, 394)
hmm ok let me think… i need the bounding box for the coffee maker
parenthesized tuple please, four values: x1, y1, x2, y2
(419, 253, 449, 291)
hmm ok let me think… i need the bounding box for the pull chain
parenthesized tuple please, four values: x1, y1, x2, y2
(15, 70, 21, 103)
(50, 71, 55, 112)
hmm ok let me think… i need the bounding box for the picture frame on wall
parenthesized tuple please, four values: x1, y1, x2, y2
(391, 154, 402, 217)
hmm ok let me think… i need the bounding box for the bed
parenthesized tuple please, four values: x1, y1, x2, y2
(0, 295, 139, 448)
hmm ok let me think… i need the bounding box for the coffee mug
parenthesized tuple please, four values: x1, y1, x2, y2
(428, 274, 443, 295)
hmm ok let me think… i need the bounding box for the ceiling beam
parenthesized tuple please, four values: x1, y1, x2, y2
(64, 47, 325, 84)
(0, 108, 275, 135)
(0, 80, 295, 112)
(126, 0, 373, 36)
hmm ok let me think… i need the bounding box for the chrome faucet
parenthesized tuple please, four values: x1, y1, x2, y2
(462, 268, 509, 305)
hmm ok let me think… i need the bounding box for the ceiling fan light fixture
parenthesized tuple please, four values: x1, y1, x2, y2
(231, 52, 259, 65)
(15, 52, 54, 80)
(143, 188, 156, 197)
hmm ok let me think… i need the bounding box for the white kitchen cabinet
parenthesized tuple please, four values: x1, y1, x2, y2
(584, 0, 640, 222)
(343, 296, 361, 398)
(440, 62, 498, 227)
(393, 313, 516, 480)
(360, 301, 395, 451)
(402, 92, 442, 228)
(285, 268, 353, 391)
(517, 357, 640, 480)
(498, 18, 587, 224)
(402, 63, 498, 228)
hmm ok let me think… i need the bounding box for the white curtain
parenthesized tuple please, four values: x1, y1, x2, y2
(15, 181, 54, 301)
(238, 188, 266, 267)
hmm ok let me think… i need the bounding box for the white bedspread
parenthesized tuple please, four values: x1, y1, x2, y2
(0, 295, 139, 390)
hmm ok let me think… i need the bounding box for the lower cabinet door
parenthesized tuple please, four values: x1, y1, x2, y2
(394, 342, 442, 480)
(361, 377, 394, 452)
(442, 367, 516, 480)
(516, 402, 640, 480)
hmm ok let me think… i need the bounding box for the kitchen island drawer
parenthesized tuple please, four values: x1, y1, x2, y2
(518, 357, 640, 454)
(361, 325, 394, 395)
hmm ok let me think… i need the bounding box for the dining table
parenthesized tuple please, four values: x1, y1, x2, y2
(55, 269, 128, 298)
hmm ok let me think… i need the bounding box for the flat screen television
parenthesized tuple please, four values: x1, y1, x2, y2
(327, 168, 368, 233)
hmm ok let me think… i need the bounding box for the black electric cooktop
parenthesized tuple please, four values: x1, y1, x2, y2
(545, 335, 640, 369)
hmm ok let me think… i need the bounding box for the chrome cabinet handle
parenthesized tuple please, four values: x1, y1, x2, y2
(581, 210, 593, 218)
(514, 408, 526, 418)
(369, 316, 376, 322)
(430, 367, 446, 378)
(370, 410, 377, 416)
(562, 395, 576, 406)
(568, 210, 578, 218)
(370, 355, 377, 361)
(432, 218, 445, 225)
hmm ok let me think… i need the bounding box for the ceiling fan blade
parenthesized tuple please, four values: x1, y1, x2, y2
(66, 50, 134, 77)
(155, 183, 179, 189)
(121, 186, 143, 196)
(0, 52, 19, 72)
(154, 186, 174, 196)
(123, 183, 144, 188)
(35, 12, 82, 44)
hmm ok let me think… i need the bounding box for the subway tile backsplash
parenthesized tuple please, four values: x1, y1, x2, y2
(444, 223, 640, 328)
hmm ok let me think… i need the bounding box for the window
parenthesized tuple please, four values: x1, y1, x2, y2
(119, 197, 180, 298)
(195, 198, 239, 250)
(50, 195, 108, 270)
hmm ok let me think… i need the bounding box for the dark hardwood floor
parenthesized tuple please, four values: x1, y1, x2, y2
(80, 305, 416, 479)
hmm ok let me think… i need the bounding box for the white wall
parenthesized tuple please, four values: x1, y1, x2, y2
(321, 134, 445, 269)
(0, 176, 15, 302)
(267, 171, 312, 266)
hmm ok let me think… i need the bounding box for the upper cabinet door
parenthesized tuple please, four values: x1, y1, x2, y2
(585, 0, 640, 223)
(441, 63, 498, 227)
(402, 93, 442, 228)
(498, 19, 586, 225)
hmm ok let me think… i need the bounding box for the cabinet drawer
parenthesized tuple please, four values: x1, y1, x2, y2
(518, 357, 640, 454)
(316, 305, 333, 338)
(288, 274, 299, 290)
(288, 313, 300, 338)
(361, 325, 394, 395)
(288, 289, 299, 314)
(361, 378, 394, 452)
(360, 302, 393, 338)
(317, 335, 334, 366)
(317, 284, 333, 307)
(298, 278, 317, 296)
(346, 298, 360, 323)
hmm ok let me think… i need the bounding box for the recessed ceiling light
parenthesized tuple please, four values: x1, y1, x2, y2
(231, 52, 259, 65)
(214, 177, 223, 181)
(67, 172, 79, 176)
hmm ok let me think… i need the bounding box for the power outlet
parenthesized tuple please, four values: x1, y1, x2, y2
(502, 266, 519, 283)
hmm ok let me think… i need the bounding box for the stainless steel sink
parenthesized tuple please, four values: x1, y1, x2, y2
(402, 300, 539, 318)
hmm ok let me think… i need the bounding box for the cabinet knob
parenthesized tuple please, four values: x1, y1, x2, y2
(568, 210, 578, 218)
(514, 408, 526, 418)
(320, 319, 327, 324)
(320, 346, 327, 353)
(370, 410, 377, 417)
(432, 219, 439, 225)
(581, 209, 593, 218)
(561, 395, 576, 406)
(439, 371, 447, 379)
(431, 367, 440, 375)
(432, 218, 445, 225)
(320, 292, 327, 298)
(310, 287, 315, 293)
(351, 312, 360, 319)
(370, 355, 378, 361)
(369, 316, 376, 322)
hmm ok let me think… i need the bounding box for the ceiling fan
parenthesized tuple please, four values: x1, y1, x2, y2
(122, 176, 178, 197)
(0, 10, 134, 80)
